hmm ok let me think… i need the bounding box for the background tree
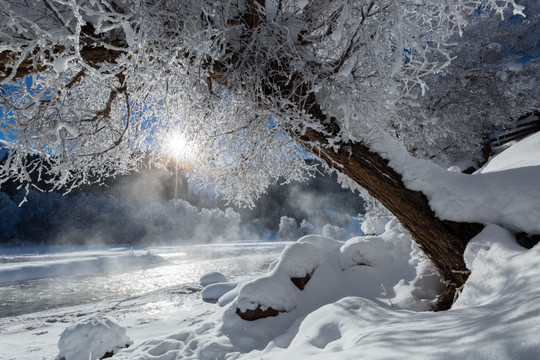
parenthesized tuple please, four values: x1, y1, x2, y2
(0, 0, 537, 308)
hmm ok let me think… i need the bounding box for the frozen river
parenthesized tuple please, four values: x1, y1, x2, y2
(0, 241, 287, 318)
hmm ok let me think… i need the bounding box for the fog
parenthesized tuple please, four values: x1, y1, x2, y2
(0, 159, 365, 247)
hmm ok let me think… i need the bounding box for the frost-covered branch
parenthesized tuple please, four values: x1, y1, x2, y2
(0, 0, 531, 201)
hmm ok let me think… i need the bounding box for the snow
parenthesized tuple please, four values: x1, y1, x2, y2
(360, 216, 392, 235)
(52, 57, 74, 74)
(199, 271, 228, 286)
(479, 132, 540, 173)
(236, 276, 299, 313)
(201, 282, 237, 302)
(363, 126, 540, 234)
(269, 242, 325, 278)
(57, 316, 132, 360)
(254, 225, 540, 360)
(3, 133, 540, 360)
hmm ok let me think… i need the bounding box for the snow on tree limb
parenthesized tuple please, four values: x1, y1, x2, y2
(0, 0, 532, 201)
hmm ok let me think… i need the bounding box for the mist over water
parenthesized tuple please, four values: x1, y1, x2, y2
(0, 242, 286, 318)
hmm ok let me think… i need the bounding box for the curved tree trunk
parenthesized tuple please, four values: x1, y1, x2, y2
(299, 127, 484, 309)
(285, 88, 484, 309)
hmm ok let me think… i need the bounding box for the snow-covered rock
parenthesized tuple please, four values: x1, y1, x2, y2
(57, 316, 132, 360)
(297, 235, 343, 253)
(270, 242, 325, 278)
(202, 282, 238, 301)
(200, 271, 228, 286)
(236, 276, 299, 314)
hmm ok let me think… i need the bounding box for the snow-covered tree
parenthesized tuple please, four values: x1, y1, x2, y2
(0, 0, 536, 308)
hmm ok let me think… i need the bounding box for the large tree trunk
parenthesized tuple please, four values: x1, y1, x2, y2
(273, 81, 485, 310)
(300, 127, 484, 309)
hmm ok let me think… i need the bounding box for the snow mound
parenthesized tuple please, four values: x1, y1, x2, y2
(202, 282, 238, 302)
(455, 224, 527, 308)
(270, 242, 325, 278)
(297, 235, 343, 253)
(236, 276, 299, 313)
(116, 220, 441, 359)
(200, 271, 228, 286)
(57, 316, 132, 360)
(253, 225, 540, 359)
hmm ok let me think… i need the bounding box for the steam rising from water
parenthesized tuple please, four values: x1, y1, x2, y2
(0, 242, 286, 318)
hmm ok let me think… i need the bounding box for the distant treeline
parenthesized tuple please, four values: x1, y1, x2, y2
(0, 152, 364, 245)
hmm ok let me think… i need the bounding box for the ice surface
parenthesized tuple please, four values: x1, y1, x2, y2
(0, 253, 167, 286)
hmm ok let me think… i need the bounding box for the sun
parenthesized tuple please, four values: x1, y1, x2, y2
(166, 133, 190, 159)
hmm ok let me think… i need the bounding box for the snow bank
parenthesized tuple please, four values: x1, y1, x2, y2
(116, 217, 442, 359)
(202, 282, 237, 301)
(0, 253, 167, 286)
(253, 225, 540, 360)
(363, 127, 540, 234)
(57, 316, 132, 360)
(479, 132, 540, 173)
(111, 219, 540, 360)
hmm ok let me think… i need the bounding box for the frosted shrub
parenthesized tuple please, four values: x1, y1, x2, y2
(140, 202, 174, 241)
(278, 216, 301, 240)
(322, 224, 349, 241)
(300, 219, 315, 237)
(194, 207, 241, 242)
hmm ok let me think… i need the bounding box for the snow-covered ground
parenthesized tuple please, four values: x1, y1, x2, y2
(2, 133, 540, 360)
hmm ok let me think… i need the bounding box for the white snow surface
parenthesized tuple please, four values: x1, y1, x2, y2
(201, 282, 237, 301)
(199, 271, 228, 286)
(112, 224, 540, 360)
(115, 219, 444, 359)
(57, 316, 132, 360)
(479, 132, 540, 173)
